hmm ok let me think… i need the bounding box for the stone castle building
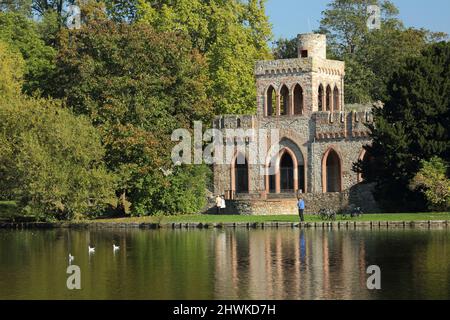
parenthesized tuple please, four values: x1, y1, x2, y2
(212, 34, 378, 215)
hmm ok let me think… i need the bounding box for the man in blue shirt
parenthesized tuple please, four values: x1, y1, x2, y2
(297, 197, 305, 222)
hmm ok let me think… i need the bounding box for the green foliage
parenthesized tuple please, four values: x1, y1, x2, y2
(410, 158, 450, 212)
(0, 40, 25, 97)
(0, 0, 32, 16)
(362, 42, 450, 212)
(271, 0, 449, 104)
(51, 9, 212, 216)
(272, 37, 297, 60)
(0, 95, 117, 220)
(0, 12, 56, 95)
(137, 0, 272, 114)
(318, 0, 400, 56)
(131, 165, 211, 216)
(0, 41, 116, 220)
(343, 56, 374, 103)
(317, 0, 447, 104)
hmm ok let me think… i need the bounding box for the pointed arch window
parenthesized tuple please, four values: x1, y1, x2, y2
(318, 84, 324, 111)
(293, 84, 304, 115)
(333, 86, 340, 111)
(266, 86, 276, 116)
(280, 85, 289, 116)
(326, 85, 332, 111)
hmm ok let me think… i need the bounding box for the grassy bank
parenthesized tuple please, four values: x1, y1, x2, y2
(2, 201, 449, 224)
(90, 212, 450, 224)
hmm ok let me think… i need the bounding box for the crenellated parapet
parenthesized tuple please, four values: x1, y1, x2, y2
(314, 112, 347, 140)
(349, 110, 373, 138)
(314, 110, 373, 140)
(213, 115, 256, 130)
(255, 58, 345, 78)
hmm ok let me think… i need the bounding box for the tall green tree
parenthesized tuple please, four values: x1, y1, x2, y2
(0, 0, 32, 15)
(51, 4, 213, 215)
(273, 0, 448, 104)
(137, 0, 272, 114)
(0, 41, 24, 97)
(0, 12, 56, 95)
(272, 37, 297, 60)
(0, 41, 116, 220)
(358, 42, 450, 212)
(410, 157, 450, 212)
(318, 0, 400, 56)
(317, 0, 447, 103)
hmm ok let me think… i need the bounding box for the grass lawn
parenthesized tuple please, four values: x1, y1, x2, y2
(92, 212, 450, 224)
(1, 200, 449, 224)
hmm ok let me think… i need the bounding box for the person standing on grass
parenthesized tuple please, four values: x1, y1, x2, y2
(297, 197, 305, 222)
(220, 195, 226, 213)
(215, 195, 222, 214)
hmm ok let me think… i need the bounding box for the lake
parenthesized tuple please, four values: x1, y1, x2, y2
(0, 228, 449, 300)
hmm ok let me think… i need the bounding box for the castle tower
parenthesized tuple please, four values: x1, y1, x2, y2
(255, 33, 345, 117)
(297, 33, 326, 59)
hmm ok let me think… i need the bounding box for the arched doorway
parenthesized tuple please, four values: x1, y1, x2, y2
(234, 156, 249, 193)
(265, 141, 306, 194)
(280, 152, 294, 192)
(322, 148, 342, 193)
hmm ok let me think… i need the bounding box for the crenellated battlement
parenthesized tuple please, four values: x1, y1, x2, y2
(314, 110, 373, 140)
(255, 58, 345, 77)
(213, 115, 256, 130)
(213, 109, 373, 142)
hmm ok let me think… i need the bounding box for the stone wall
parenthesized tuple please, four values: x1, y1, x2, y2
(212, 111, 372, 195)
(206, 183, 379, 216)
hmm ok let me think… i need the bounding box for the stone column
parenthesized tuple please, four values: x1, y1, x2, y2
(276, 94, 281, 116)
(330, 89, 334, 112)
(263, 94, 267, 116)
(289, 93, 294, 115)
(293, 166, 299, 192)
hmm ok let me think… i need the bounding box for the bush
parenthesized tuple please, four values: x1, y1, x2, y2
(0, 96, 117, 220)
(410, 157, 450, 212)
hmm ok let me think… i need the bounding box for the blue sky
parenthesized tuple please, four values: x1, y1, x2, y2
(266, 0, 450, 41)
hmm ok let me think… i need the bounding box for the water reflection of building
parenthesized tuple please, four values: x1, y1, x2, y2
(213, 229, 371, 300)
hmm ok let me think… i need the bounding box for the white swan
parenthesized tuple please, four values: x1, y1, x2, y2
(113, 244, 120, 251)
(88, 246, 95, 254)
(68, 254, 75, 263)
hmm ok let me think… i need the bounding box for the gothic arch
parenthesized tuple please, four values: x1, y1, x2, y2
(292, 83, 304, 115)
(333, 86, 340, 111)
(326, 85, 332, 111)
(318, 84, 324, 111)
(230, 152, 250, 195)
(265, 85, 276, 116)
(280, 84, 290, 116)
(265, 139, 307, 194)
(321, 147, 343, 193)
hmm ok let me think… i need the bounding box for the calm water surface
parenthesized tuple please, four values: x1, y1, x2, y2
(0, 228, 449, 300)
